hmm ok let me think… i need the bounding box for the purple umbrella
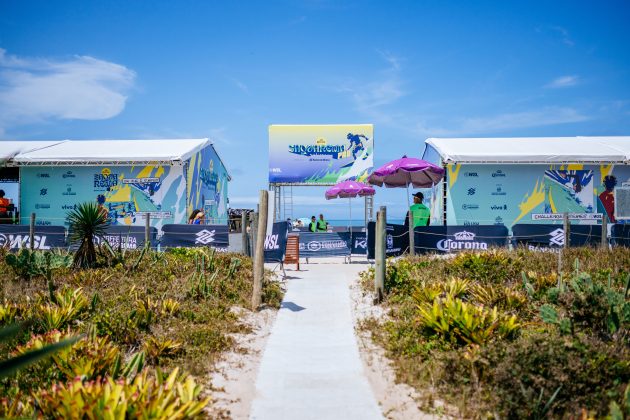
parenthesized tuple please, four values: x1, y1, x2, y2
(325, 180, 375, 200)
(325, 181, 375, 261)
(368, 156, 444, 188)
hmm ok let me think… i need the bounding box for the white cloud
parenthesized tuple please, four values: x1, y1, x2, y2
(334, 50, 406, 114)
(546, 75, 579, 89)
(415, 106, 590, 136)
(0, 48, 136, 132)
(229, 77, 249, 93)
(550, 26, 575, 47)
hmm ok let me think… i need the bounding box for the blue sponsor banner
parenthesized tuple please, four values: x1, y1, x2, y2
(298, 232, 351, 258)
(0, 225, 66, 250)
(414, 225, 509, 254)
(160, 224, 229, 250)
(95, 226, 159, 250)
(367, 222, 409, 259)
(264, 222, 289, 263)
(338, 231, 367, 255)
(513, 224, 602, 250)
(612, 224, 630, 247)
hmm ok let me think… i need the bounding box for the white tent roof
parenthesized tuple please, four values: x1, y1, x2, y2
(0, 140, 66, 160)
(13, 139, 211, 165)
(425, 136, 630, 164)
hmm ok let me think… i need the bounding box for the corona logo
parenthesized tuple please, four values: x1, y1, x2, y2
(101, 168, 111, 176)
(316, 137, 327, 146)
(453, 231, 475, 241)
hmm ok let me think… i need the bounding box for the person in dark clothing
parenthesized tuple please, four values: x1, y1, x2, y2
(308, 215, 317, 232)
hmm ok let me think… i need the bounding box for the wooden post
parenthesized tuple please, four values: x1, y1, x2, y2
(251, 212, 258, 260)
(241, 212, 249, 255)
(601, 214, 608, 249)
(374, 206, 386, 303)
(144, 213, 151, 247)
(252, 190, 268, 310)
(29, 213, 35, 250)
(563, 212, 570, 248)
(408, 211, 415, 256)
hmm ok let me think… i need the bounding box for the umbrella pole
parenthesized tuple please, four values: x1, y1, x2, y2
(349, 197, 352, 264)
(407, 184, 415, 256)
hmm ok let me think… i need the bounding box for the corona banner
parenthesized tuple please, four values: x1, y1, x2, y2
(269, 124, 374, 184)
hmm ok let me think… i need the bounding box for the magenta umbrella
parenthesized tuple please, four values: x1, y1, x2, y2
(325, 180, 375, 199)
(325, 181, 375, 260)
(368, 156, 445, 256)
(368, 156, 445, 188)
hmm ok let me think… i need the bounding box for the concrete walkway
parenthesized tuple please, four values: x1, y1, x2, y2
(250, 261, 382, 420)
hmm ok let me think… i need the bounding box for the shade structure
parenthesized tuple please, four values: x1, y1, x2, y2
(368, 156, 445, 188)
(325, 180, 375, 200)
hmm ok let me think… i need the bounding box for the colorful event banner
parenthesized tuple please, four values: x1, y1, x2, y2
(264, 221, 289, 263)
(269, 124, 374, 184)
(441, 163, 630, 228)
(298, 232, 351, 258)
(160, 224, 229, 250)
(0, 225, 67, 250)
(21, 166, 187, 228)
(512, 224, 603, 251)
(186, 145, 229, 225)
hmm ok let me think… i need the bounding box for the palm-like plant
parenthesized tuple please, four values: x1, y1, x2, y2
(67, 202, 108, 268)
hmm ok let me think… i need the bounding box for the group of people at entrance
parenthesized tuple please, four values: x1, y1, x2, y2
(308, 214, 329, 232)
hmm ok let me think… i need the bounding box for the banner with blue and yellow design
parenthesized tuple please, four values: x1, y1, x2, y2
(269, 124, 374, 184)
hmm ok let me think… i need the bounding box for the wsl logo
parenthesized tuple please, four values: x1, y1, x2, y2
(437, 231, 488, 252)
(288, 138, 345, 159)
(0, 233, 51, 250)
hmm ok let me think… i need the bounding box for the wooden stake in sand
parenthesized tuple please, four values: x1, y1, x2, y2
(252, 190, 268, 310)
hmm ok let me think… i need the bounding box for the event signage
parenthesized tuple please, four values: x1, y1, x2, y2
(264, 222, 289, 263)
(269, 124, 374, 184)
(298, 232, 351, 258)
(0, 225, 66, 250)
(367, 222, 409, 259)
(95, 226, 158, 250)
(414, 225, 509, 254)
(612, 224, 630, 247)
(160, 224, 229, 250)
(512, 224, 603, 251)
(337, 232, 368, 255)
(442, 163, 630, 227)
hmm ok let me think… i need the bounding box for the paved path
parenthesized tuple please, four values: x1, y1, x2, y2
(250, 261, 382, 420)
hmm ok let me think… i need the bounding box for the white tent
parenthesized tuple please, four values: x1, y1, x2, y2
(12, 139, 211, 165)
(425, 136, 630, 164)
(0, 141, 66, 160)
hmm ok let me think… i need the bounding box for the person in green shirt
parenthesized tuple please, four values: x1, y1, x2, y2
(317, 214, 328, 232)
(308, 216, 317, 232)
(407, 192, 431, 227)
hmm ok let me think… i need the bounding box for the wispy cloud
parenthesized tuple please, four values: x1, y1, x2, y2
(0, 48, 135, 133)
(333, 50, 406, 118)
(550, 25, 574, 47)
(230, 77, 249, 93)
(415, 106, 590, 136)
(546, 75, 579, 89)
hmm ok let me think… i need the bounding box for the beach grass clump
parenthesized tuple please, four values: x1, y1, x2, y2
(359, 247, 630, 417)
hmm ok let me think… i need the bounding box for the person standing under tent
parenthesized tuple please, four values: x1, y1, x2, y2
(0, 190, 11, 224)
(406, 192, 431, 228)
(308, 215, 317, 232)
(317, 214, 328, 232)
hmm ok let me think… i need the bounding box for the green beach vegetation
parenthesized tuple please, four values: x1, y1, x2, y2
(360, 248, 630, 418)
(0, 244, 283, 418)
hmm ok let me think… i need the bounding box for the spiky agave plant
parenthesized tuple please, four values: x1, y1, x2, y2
(67, 202, 108, 268)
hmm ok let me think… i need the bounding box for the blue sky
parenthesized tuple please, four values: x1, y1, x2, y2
(1, 0, 629, 221)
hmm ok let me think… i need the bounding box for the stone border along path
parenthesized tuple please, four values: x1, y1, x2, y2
(250, 260, 383, 420)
